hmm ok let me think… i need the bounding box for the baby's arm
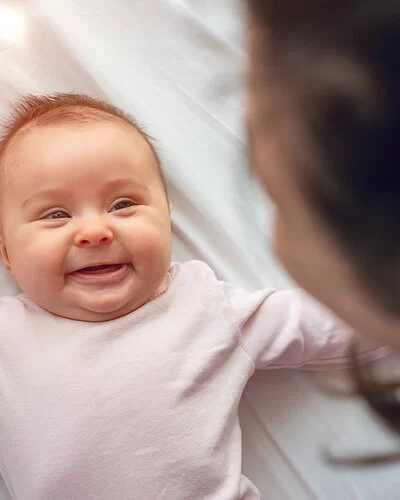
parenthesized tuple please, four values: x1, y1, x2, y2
(220, 282, 388, 370)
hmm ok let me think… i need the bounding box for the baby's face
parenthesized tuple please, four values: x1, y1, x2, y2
(0, 121, 172, 321)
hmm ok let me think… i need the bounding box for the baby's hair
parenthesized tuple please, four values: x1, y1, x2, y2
(0, 93, 167, 193)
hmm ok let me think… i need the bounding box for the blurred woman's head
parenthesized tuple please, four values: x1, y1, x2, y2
(246, 0, 400, 349)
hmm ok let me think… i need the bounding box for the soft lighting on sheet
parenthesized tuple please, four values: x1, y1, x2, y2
(0, 6, 24, 44)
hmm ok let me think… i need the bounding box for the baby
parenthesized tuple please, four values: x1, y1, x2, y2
(0, 93, 386, 500)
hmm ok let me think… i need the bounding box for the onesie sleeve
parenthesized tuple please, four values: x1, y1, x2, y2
(219, 281, 388, 370)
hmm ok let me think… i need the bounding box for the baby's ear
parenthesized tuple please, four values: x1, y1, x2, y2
(0, 236, 13, 276)
(169, 203, 174, 214)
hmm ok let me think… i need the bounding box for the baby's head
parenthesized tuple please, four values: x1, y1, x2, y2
(0, 93, 172, 322)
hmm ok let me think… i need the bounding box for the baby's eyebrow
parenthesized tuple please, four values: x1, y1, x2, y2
(21, 188, 66, 210)
(21, 179, 151, 210)
(104, 178, 150, 193)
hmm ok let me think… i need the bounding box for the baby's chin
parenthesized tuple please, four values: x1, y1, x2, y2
(49, 299, 147, 322)
(33, 288, 152, 322)
(25, 268, 171, 322)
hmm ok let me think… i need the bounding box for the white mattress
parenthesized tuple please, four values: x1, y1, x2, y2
(0, 1, 399, 498)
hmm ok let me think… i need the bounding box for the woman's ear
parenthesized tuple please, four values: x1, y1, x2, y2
(0, 236, 13, 276)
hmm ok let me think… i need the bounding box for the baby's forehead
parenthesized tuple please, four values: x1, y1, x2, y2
(16, 114, 145, 147)
(2, 119, 166, 197)
(4, 117, 152, 169)
(0, 104, 166, 194)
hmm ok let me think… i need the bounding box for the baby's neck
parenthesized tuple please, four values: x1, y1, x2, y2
(149, 268, 172, 301)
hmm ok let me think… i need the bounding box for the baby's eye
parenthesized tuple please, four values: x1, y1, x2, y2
(110, 199, 136, 212)
(43, 210, 70, 220)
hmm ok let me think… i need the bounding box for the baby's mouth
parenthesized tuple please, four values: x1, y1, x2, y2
(74, 264, 123, 275)
(69, 263, 130, 283)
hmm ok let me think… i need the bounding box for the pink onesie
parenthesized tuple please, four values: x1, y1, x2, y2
(0, 261, 385, 499)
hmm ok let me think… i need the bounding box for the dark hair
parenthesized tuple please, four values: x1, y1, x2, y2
(0, 93, 167, 193)
(247, 0, 400, 457)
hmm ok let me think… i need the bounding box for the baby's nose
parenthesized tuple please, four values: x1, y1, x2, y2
(74, 223, 114, 248)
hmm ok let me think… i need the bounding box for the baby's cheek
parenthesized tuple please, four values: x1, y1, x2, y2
(132, 225, 171, 270)
(9, 233, 57, 281)
(139, 231, 170, 260)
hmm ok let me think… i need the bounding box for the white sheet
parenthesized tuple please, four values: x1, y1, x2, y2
(0, 1, 398, 498)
